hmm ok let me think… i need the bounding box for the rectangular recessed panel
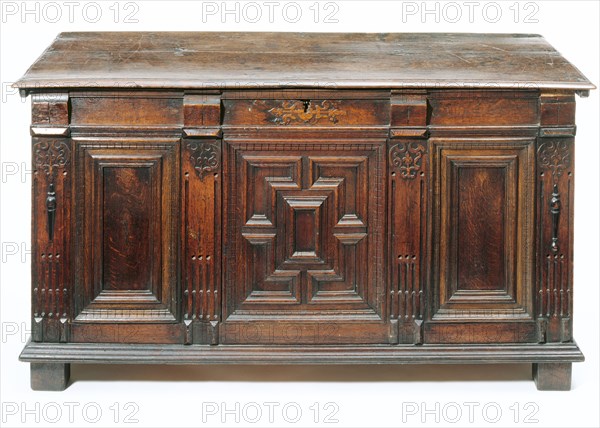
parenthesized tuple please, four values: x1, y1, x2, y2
(224, 99, 389, 127)
(71, 97, 182, 126)
(431, 139, 536, 329)
(102, 167, 153, 291)
(74, 142, 178, 327)
(294, 210, 316, 254)
(457, 167, 506, 291)
(428, 91, 539, 126)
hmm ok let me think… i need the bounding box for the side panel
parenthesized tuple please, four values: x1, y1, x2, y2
(428, 138, 537, 343)
(71, 139, 181, 343)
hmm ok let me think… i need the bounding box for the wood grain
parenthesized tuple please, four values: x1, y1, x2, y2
(14, 33, 595, 92)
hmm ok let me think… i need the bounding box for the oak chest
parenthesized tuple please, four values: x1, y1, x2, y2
(15, 32, 594, 390)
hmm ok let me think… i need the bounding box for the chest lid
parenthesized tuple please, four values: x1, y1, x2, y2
(14, 32, 595, 94)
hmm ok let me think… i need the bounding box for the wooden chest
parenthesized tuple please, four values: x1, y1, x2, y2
(15, 32, 594, 390)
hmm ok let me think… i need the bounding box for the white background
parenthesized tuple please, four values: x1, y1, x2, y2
(0, 1, 598, 427)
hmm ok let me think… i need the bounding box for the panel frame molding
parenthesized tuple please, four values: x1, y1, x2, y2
(220, 135, 389, 344)
(429, 137, 536, 324)
(72, 137, 180, 324)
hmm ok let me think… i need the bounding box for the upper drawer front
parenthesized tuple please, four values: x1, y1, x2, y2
(223, 98, 390, 127)
(428, 90, 540, 126)
(70, 94, 183, 127)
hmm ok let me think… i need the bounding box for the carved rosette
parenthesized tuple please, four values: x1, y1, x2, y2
(537, 140, 571, 180)
(389, 142, 426, 179)
(33, 140, 71, 178)
(187, 142, 220, 180)
(266, 100, 346, 125)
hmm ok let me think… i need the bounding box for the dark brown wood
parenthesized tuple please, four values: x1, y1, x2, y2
(71, 323, 184, 344)
(221, 136, 388, 344)
(388, 90, 429, 344)
(32, 133, 72, 343)
(429, 138, 536, 341)
(536, 93, 577, 343)
(73, 139, 179, 332)
(13, 33, 595, 92)
(223, 98, 389, 126)
(533, 363, 572, 391)
(31, 363, 70, 391)
(21, 341, 584, 365)
(428, 90, 540, 126)
(15, 32, 593, 390)
(71, 95, 183, 127)
(181, 93, 222, 344)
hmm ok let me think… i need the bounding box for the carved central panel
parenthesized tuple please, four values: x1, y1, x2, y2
(224, 142, 385, 320)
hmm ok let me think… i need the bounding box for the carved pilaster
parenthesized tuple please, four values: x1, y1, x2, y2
(536, 140, 574, 342)
(536, 92, 575, 343)
(182, 92, 222, 344)
(388, 91, 428, 344)
(537, 91, 575, 342)
(32, 134, 72, 343)
(30, 92, 71, 343)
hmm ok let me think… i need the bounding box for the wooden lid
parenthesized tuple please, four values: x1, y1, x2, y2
(14, 32, 595, 92)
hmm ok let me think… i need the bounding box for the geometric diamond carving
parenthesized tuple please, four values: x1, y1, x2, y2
(228, 147, 383, 319)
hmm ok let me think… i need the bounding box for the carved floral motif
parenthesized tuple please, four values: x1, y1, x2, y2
(265, 100, 346, 125)
(33, 140, 70, 177)
(537, 140, 571, 179)
(389, 143, 426, 179)
(187, 142, 220, 179)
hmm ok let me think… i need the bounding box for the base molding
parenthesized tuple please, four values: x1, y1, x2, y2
(21, 341, 583, 390)
(21, 340, 584, 365)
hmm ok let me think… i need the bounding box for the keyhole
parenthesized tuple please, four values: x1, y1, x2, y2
(302, 100, 311, 113)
